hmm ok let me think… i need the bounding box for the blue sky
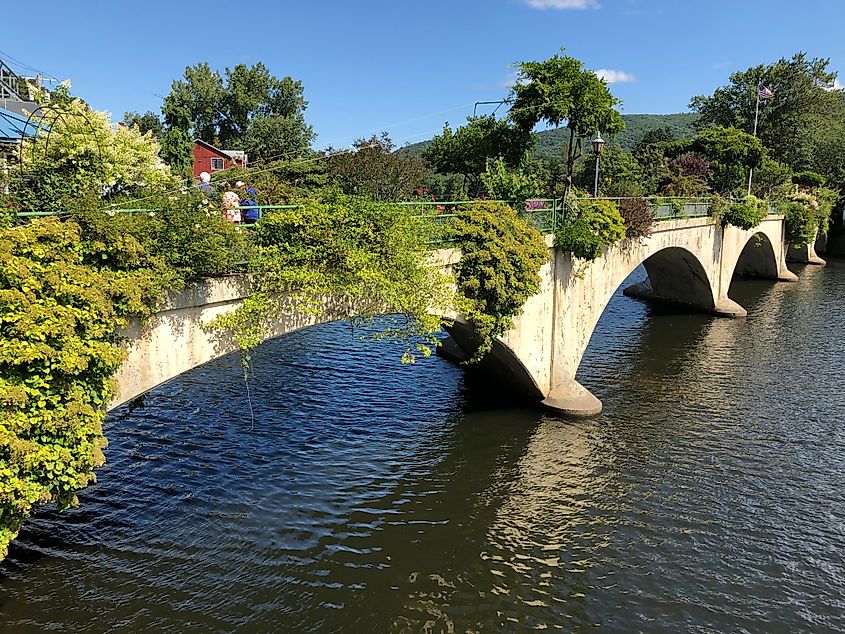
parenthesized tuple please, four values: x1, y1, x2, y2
(2, 0, 844, 148)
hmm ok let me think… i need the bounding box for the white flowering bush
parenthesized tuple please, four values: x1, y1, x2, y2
(10, 97, 176, 214)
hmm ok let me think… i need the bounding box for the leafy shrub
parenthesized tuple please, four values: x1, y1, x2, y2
(782, 189, 836, 246)
(213, 192, 454, 361)
(792, 171, 827, 188)
(718, 194, 767, 230)
(0, 219, 169, 560)
(77, 190, 252, 280)
(480, 157, 541, 210)
(815, 187, 839, 235)
(618, 198, 654, 241)
(783, 201, 818, 247)
(555, 198, 626, 261)
(450, 201, 548, 361)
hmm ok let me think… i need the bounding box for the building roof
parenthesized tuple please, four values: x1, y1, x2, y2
(0, 106, 36, 143)
(223, 149, 246, 162)
(194, 138, 247, 163)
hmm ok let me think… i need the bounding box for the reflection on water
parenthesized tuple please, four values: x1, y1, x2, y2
(3, 262, 845, 632)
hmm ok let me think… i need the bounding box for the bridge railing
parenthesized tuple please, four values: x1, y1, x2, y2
(12, 196, 750, 234)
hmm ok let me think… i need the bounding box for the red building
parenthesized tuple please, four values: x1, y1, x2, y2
(192, 139, 247, 179)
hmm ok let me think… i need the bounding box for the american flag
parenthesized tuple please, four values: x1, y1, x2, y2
(758, 83, 774, 100)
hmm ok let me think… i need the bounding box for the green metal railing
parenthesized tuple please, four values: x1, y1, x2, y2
(15, 196, 785, 232)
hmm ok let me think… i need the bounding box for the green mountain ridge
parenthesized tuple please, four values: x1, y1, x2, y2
(400, 113, 700, 158)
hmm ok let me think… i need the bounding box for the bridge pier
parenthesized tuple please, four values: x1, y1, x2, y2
(622, 279, 748, 317)
(787, 241, 826, 266)
(541, 378, 602, 417)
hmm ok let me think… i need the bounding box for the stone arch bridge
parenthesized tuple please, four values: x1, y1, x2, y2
(110, 214, 820, 417)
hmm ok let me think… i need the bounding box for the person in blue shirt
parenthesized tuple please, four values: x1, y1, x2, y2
(239, 185, 260, 224)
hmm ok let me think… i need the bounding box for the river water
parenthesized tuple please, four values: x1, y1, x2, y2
(2, 262, 845, 633)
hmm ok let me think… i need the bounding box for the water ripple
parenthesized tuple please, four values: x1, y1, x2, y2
(3, 263, 845, 632)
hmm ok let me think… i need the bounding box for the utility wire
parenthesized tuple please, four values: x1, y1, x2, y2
(0, 49, 57, 82)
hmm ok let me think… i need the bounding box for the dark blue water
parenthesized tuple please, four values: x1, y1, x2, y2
(2, 262, 845, 633)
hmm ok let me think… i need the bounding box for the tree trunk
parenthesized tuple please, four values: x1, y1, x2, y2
(563, 127, 575, 202)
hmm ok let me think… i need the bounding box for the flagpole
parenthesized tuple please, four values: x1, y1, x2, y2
(747, 86, 762, 195)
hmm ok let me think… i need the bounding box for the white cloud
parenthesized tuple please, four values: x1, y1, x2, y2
(595, 69, 636, 84)
(522, 0, 600, 9)
(823, 78, 843, 92)
(499, 71, 529, 88)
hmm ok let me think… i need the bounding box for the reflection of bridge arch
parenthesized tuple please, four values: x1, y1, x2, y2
(111, 216, 799, 417)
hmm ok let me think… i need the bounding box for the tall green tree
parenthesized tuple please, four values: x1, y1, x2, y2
(423, 115, 533, 194)
(690, 53, 845, 173)
(325, 133, 425, 201)
(574, 143, 644, 197)
(163, 62, 223, 143)
(509, 51, 625, 199)
(676, 126, 764, 193)
(162, 62, 314, 162)
(123, 111, 164, 139)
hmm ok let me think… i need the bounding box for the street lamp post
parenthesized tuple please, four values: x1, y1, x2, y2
(592, 132, 605, 197)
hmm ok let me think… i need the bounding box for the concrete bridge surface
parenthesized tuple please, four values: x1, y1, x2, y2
(110, 215, 819, 416)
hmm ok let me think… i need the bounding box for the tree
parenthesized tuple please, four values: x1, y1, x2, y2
(325, 133, 425, 201)
(685, 126, 763, 193)
(423, 115, 533, 194)
(159, 127, 194, 179)
(636, 145, 671, 195)
(634, 126, 676, 155)
(123, 111, 164, 139)
(573, 143, 644, 197)
(242, 113, 313, 162)
(509, 51, 625, 199)
(690, 53, 845, 172)
(163, 62, 223, 143)
(162, 62, 315, 161)
(480, 157, 542, 209)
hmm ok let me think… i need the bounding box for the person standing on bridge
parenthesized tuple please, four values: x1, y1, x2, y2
(221, 183, 242, 223)
(239, 183, 260, 224)
(198, 172, 218, 199)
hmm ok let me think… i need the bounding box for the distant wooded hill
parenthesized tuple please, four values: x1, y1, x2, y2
(401, 113, 700, 158)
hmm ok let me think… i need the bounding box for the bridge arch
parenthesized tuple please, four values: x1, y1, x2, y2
(440, 318, 545, 401)
(623, 246, 718, 313)
(732, 232, 780, 280)
(502, 218, 794, 417)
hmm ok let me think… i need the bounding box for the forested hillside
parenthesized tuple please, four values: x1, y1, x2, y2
(402, 113, 699, 157)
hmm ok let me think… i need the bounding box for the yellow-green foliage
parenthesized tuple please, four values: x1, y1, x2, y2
(0, 219, 169, 560)
(555, 198, 626, 261)
(451, 201, 548, 361)
(211, 192, 457, 363)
